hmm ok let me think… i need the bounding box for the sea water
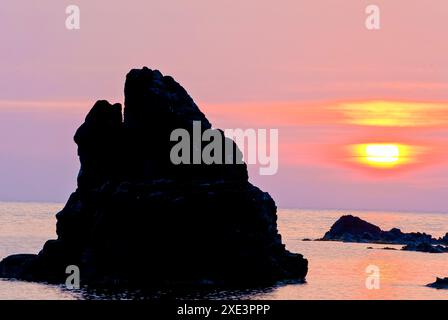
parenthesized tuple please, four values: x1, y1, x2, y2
(0, 202, 447, 300)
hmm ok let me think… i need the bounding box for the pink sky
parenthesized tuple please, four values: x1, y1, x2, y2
(1, 1, 448, 212)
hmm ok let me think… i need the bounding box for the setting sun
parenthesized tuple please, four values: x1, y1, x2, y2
(365, 144, 399, 164)
(351, 143, 415, 169)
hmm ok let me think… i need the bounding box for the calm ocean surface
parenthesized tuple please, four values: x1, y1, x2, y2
(0, 202, 447, 300)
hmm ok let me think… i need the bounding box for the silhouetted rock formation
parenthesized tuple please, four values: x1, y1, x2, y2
(322, 215, 382, 242)
(427, 277, 448, 289)
(321, 215, 448, 253)
(402, 243, 448, 253)
(441, 233, 448, 245)
(0, 67, 307, 287)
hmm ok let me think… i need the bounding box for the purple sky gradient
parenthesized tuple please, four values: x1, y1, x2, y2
(1, 1, 448, 212)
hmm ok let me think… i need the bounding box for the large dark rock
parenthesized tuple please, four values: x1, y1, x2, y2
(0, 67, 307, 287)
(321, 215, 446, 251)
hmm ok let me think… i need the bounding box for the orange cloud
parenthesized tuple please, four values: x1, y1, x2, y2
(202, 99, 448, 129)
(336, 100, 448, 128)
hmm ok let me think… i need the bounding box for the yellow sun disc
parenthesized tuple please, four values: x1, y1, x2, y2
(365, 144, 399, 163)
(351, 143, 413, 168)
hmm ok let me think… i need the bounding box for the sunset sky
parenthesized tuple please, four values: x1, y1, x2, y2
(1, 0, 448, 212)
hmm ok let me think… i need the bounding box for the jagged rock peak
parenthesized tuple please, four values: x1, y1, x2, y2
(124, 67, 211, 130)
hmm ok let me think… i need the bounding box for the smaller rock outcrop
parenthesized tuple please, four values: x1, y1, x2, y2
(427, 277, 448, 289)
(321, 215, 448, 253)
(402, 243, 448, 253)
(366, 246, 398, 251)
(441, 233, 448, 245)
(322, 215, 382, 242)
